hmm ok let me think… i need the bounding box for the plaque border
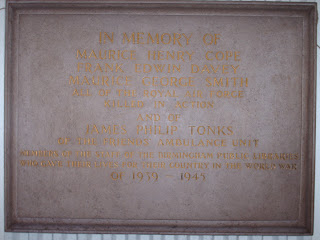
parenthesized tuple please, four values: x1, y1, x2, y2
(4, 0, 317, 235)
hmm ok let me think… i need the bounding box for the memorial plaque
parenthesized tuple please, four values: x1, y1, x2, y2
(5, 0, 317, 235)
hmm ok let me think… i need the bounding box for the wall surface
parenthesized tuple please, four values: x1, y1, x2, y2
(0, 0, 319, 239)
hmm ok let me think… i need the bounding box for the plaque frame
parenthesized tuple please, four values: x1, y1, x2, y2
(5, 0, 317, 235)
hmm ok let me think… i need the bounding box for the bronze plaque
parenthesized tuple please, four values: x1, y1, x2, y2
(5, 0, 317, 235)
